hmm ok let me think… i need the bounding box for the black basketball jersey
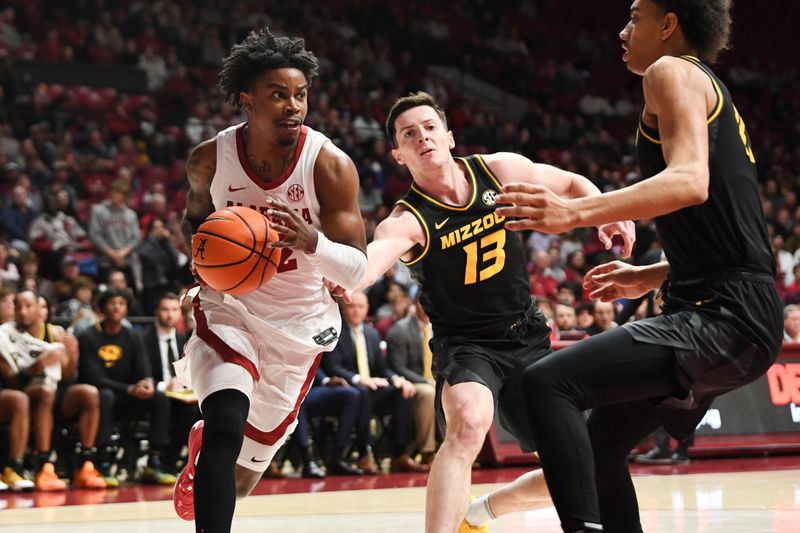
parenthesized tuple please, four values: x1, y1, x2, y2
(636, 55, 775, 280)
(397, 155, 532, 338)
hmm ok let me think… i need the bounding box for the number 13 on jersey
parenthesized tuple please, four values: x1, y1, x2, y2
(463, 229, 506, 285)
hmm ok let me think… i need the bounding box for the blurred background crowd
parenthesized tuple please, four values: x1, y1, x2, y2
(0, 0, 798, 492)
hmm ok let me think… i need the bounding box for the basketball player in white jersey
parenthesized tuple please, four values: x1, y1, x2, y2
(172, 29, 367, 532)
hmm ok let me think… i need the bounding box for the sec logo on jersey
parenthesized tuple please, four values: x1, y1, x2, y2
(287, 184, 305, 202)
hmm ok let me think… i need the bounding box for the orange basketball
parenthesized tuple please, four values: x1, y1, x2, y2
(191, 206, 280, 295)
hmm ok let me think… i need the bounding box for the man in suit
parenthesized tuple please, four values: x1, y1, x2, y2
(386, 297, 437, 465)
(142, 292, 200, 471)
(292, 366, 363, 477)
(323, 290, 428, 473)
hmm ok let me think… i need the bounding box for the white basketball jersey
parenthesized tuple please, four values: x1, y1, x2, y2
(203, 123, 340, 350)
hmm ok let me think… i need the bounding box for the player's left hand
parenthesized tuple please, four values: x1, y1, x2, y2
(597, 220, 636, 258)
(323, 278, 353, 303)
(266, 198, 319, 254)
(495, 183, 578, 233)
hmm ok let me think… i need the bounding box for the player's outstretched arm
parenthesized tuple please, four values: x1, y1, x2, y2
(357, 208, 423, 292)
(484, 152, 636, 257)
(328, 207, 423, 302)
(496, 57, 710, 230)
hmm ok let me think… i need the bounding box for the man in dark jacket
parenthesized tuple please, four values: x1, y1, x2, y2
(323, 290, 427, 474)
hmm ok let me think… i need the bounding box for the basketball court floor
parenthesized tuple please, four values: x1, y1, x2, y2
(1, 457, 798, 532)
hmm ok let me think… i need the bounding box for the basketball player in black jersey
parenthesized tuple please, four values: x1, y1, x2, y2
(334, 91, 635, 533)
(491, 1, 783, 531)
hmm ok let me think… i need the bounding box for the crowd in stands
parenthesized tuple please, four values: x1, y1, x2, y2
(0, 0, 798, 491)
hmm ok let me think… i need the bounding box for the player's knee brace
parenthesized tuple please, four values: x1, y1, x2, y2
(200, 389, 249, 460)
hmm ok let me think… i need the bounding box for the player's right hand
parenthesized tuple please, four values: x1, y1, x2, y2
(323, 278, 353, 303)
(583, 261, 651, 301)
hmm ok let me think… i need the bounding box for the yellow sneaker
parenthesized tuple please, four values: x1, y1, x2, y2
(458, 519, 489, 533)
(2, 467, 34, 492)
(459, 496, 489, 532)
(74, 461, 107, 489)
(34, 463, 67, 491)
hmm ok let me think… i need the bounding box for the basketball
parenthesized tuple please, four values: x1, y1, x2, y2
(191, 206, 280, 295)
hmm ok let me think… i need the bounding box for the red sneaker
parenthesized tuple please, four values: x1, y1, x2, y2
(173, 420, 204, 520)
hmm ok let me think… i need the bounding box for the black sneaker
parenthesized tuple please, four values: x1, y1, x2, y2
(302, 460, 326, 479)
(632, 448, 674, 465)
(671, 450, 690, 465)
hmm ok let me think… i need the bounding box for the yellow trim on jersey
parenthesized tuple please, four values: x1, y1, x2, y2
(474, 155, 504, 190)
(680, 55, 724, 124)
(396, 199, 430, 266)
(409, 158, 477, 211)
(638, 124, 662, 145)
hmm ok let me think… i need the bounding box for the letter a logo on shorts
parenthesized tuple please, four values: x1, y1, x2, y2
(194, 238, 207, 260)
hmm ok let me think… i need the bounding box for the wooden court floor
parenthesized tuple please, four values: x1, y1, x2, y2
(1, 461, 799, 532)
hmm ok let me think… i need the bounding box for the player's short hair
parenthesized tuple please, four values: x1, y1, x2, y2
(219, 27, 319, 109)
(385, 91, 447, 148)
(784, 304, 800, 318)
(651, 0, 733, 63)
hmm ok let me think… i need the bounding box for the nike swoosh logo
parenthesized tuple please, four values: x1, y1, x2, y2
(251, 456, 269, 463)
(228, 185, 248, 192)
(434, 217, 450, 230)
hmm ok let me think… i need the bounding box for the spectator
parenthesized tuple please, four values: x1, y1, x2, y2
(323, 291, 428, 474)
(2, 184, 37, 251)
(105, 269, 144, 317)
(292, 367, 363, 477)
(56, 275, 96, 333)
(357, 172, 384, 216)
(575, 301, 594, 331)
(16, 252, 56, 302)
(139, 45, 168, 91)
(0, 240, 20, 286)
(386, 298, 437, 466)
(0, 287, 14, 324)
(552, 303, 588, 341)
(28, 190, 93, 279)
(136, 218, 180, 314)
(77, 288, 175, 485)
(141, 293, 199, 472)
(88, 178, 141, 285)
(585, 301, 617, 336)
(783, 304, 800, 342)
(373, 285, 412, 340)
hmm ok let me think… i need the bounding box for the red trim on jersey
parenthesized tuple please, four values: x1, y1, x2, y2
(235, 123, 307, 190)
(243, 352, 322, 445)
(192, 296, 260, 382)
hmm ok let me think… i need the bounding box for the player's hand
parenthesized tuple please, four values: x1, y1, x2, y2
(190, 259, 208, 289)
(323, 278, 345, 298)
(495, 183, 578, 233)
(597, 220, 636, 258)
(266, 198, 318, 254)
(583, 261, 652, 302)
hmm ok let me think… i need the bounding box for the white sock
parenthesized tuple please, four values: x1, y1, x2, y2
(465, 494, 496, 527)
